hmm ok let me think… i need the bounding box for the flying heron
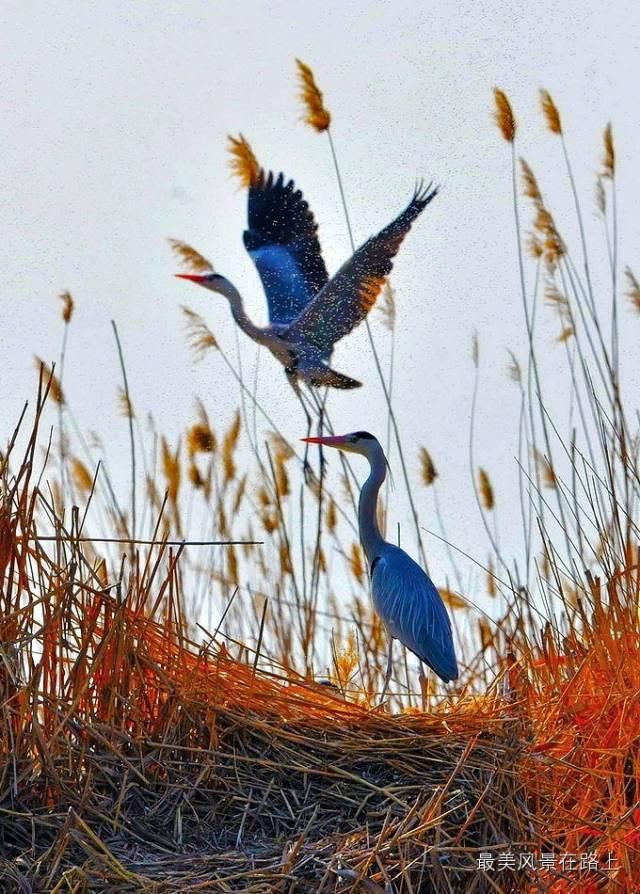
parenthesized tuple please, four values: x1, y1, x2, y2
(303, 431, 459, 701)
(175, 170, 438, 433)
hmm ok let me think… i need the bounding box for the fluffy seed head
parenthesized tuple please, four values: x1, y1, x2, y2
(169, 239, 213, 273)
(478, 468, 494, 510)
(59, 290, 74, 323)
(419, 447, 437, 486)
(540, 89, 562, 135)
(602, 123, 615, 179)
(493, 88, 516, 142)
(296, 59, 331, 132)
(227, 134, 261, 188)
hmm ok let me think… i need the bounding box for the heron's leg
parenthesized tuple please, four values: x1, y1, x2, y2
(378, 640, 394, 706)
(285, 369, 314, 482)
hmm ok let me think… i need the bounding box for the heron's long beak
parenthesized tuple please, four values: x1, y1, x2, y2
(301, 435, 347, 448)
(174, 273, 207, 283)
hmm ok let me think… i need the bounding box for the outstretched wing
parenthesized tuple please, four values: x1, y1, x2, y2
(243, 171, 329, 326)
(283, 182, 438, 351)
(371, 544, 458, 682)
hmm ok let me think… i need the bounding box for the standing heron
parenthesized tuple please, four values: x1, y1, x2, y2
(175, 171, 438, 430)
(303, 431, 458, 701)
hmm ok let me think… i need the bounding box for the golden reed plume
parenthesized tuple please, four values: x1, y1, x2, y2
(539, 89, 562, 135)
(35, 358, 64, 404)
(296, 59, 331, 132)
(59, 290, 74, 323)
(227, 134, 261, 188)
(419, 447, 437, 486)
(602, 122, 615, 178)
(477, 468, 495, 510)
(493, 88, 516, 142)
(169, 239, 213, 274)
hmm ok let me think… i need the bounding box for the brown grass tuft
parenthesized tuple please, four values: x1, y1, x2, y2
(625, 267, 640, 313)
(492, 88, 516, 142)
(325, 498, 337, 533)
(59, 290, 74, 323)
(439, 588, 468, 610)
(118, 386, 135, 419)
(296, 59, 331, 132)
(71, 457, 93, 494)
(161, 437, 181, 504)
(181, 306, 219, 360)
(227, 134, 261, 188)
(349, 542, 365, 583)
(534, 448, 557, 488)
(169, 239, 213, 273)
(419, 447, 437, 486)
(188, 462, 204, 489)
(539, 89, 562, 135)
(487, 555, 497, 597)
(222, 411, 241, 484)
(34, 358, 64, 404)
(602, 122, 615, 179)
(187, 422, 216, 455)
(519, 158, 542, 202)
(477, 468, 494, 510)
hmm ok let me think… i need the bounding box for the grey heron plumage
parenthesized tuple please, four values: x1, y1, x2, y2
(303, 430, 459, 700)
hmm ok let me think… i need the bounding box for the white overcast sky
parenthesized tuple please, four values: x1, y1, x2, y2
(2, 1, 639, 595)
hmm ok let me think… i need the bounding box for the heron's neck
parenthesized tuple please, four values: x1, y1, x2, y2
(359, 447, 387, 565)
(217, 279, 266, 343)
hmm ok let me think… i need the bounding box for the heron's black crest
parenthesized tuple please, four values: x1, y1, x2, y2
(353, 431, 375, 440)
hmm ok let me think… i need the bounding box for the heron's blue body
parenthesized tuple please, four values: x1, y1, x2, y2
(371, 543, 458, 682)
(305, 430, 459, 689)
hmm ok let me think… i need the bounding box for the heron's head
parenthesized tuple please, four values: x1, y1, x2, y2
(302, 431, 381, 458)
(174, 272, 230, 295)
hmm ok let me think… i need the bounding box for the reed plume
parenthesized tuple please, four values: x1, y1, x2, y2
(71, 458, 93, 494)
(187, 422, 216, 455)
(182, 306, 219, 360)
(59, 290, 74, 323)
(296, 59, 331, 132)
(625, 267, 640, 313)
(227, 134, 261, 188)
(169, 239, 213, 273)
(35, 358, 64, 404)
(493, 88, 516, 142)
(539, 89, 562, 135)
(602, 122, 615, 178)
(477, 468, 494, 510)
(419, 447, 437, 486)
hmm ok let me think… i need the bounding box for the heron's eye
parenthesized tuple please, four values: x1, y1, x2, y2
(349, 434, 358, 443)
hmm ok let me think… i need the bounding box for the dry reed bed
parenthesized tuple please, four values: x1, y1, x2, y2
(1, 450, 639, 893)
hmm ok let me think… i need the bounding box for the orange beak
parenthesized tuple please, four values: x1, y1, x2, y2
(174, 273, 207, 283)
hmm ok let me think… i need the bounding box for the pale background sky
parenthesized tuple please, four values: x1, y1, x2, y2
(2, 1, 639, 606)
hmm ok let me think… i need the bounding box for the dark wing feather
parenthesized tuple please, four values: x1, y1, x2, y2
(283, 182, 438, 351)
(371, 544, 458, 682)
(243, 171, 329, 326)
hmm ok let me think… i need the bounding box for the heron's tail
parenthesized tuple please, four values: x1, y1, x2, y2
(310, 366, 362, 389)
